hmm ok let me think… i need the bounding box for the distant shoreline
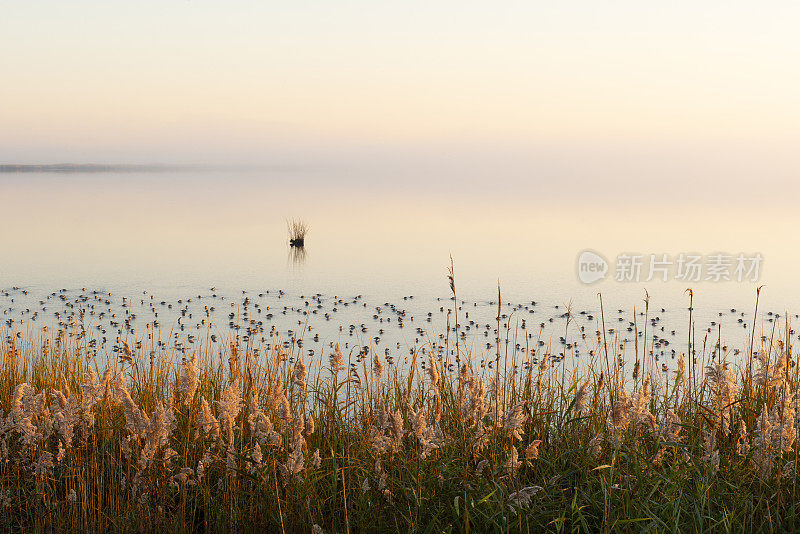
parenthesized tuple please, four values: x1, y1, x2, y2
(0, 163, 198, 173)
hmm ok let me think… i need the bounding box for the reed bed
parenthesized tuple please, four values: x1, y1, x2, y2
(0, 286, 799, 532)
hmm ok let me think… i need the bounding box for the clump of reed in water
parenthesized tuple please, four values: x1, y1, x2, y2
(288, 218, 309, 247)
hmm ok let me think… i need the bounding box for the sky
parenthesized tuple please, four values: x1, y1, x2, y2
(2, 1, 800, 201)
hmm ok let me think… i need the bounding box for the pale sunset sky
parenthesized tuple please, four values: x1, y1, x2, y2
(2, 1, 800, 202)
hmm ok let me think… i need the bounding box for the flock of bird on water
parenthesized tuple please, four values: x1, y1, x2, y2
(2, 284, 797, 375)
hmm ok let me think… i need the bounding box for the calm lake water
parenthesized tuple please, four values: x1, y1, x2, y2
(2, 170, 798, 370)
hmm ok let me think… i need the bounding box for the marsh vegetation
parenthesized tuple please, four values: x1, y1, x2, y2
(0, 278, 798, 532)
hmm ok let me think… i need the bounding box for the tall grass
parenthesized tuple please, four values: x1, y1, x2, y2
(0, 280, 798, 532)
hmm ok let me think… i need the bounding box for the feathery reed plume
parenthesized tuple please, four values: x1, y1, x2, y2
(306, 414, 315, 436)
(611, 387, 631, 430)
(702, 431, 720, 474)
(294, 358, 307, 392)
(248, 443, 263, 473)
(121, 340, 134, 364)
(217, 380, 243, 445)
(180, 351, 199, 404)
(330, 343, 343, 373)
(278, 441, 306, 484)
(754, 350, 788, 389)
(116, 378, 150, 437)
(508, 485, 542, 509)
(461, 371, 488, 429)
(574, 380, 590, 416)
(390, 409, 405, 452)
(735, 421, 750, 456)
(704, 361, 737, 435)
(504, 403, 526, 440)
(524, 440, 541, 464)
(410, 405, 441, 458)
(677, 353, 687, 386)
(432, 392, 442, 425)
(198, 397, 220, 440)
(426, 352, 440, 388)
(505, 446, 521, 474)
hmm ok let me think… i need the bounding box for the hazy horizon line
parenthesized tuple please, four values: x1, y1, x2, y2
(0, 163, 302, 173)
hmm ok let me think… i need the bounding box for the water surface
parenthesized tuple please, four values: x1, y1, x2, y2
(1, 169, 797, 370)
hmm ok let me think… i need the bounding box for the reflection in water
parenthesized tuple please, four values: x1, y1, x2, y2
(289, 245, 307, 266)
